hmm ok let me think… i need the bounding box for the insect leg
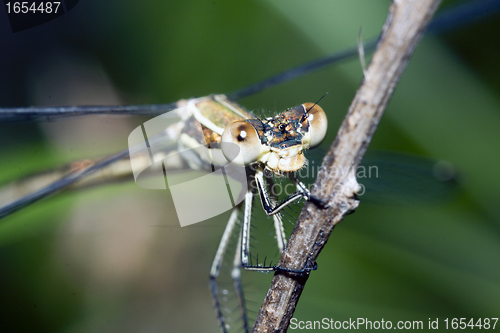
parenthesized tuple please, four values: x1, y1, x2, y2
(239, 182, 275, 272)
(230, 227, 250, 333)
(209, 208, 240, 333)
(253, 169, 320, 275)
(289, 172, 329, 209)
(255, 167, 306, 216)
(263, 175, 287, 253)
(240, 190, 256, 268)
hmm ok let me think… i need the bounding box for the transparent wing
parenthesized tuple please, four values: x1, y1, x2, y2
(0, 149, 130, 218)
(360, 152, 458, 205)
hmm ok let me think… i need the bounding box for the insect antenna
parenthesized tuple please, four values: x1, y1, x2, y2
(306, 92, 329, 114)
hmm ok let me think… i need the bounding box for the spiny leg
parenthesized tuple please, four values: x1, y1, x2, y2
(255, 167, 308, 217)
(240, 167, 297, 271)
(209, 208, 240, 333)
(251, 166, 320, 274)
(263, 175, 287, 253)
(230, 228, 249, 333)
(210, 168, 318, 333)
(288, 171, 329, 209)
(240, 188, 271, 271)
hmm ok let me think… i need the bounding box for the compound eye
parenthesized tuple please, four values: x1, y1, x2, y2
(303, 103, 328, 148)
(221, 121, 261, 165)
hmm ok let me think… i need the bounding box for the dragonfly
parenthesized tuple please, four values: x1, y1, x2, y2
(0, 1, 498, 332)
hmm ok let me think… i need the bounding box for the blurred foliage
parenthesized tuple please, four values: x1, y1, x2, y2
(0, 0, 499, 332)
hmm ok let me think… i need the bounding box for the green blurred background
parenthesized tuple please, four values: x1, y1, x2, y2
(0, 0, 499, 332)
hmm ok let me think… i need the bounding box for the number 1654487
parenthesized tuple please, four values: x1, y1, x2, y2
(443, 318, 498, 330)
(5, 2, 61, 14)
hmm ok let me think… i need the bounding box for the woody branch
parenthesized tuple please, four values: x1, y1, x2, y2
(252, 0, 443, 331)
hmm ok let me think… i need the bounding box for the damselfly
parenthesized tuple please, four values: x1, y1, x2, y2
(1, 1, 499, 332)
(2, 89, 327, 331)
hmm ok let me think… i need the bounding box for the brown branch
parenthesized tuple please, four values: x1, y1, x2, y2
(252, 0, 442, 331)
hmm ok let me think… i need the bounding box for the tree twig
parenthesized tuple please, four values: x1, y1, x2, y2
(252, 0, 442, 331)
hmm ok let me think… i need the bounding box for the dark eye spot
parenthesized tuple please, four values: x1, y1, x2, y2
(236, 125, 249, 142)
(237, 130, 247, 142)
(279, 124, 287, 132)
